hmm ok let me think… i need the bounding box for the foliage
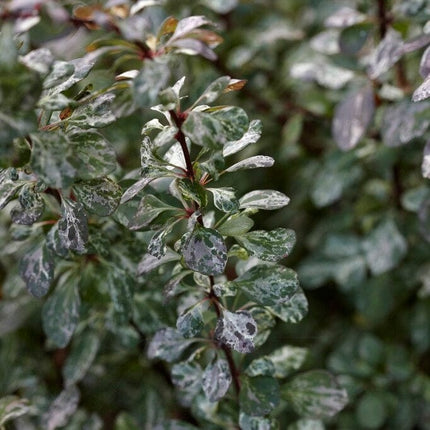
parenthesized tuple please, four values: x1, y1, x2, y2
(0, 0, 429, 429)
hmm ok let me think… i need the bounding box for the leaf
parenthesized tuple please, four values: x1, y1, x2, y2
(137, 250, 179, 275)
(324, 6, 365, 28)
(420, 45, 430, 78)
(339, 23, 372, 55)
(30, 131, 77, 189)
(0, 396, 31, 426)
(68, 93, 116, 128)
(73, 178, 122, 216)
(201, 0, 238, 14)
(182, 226, 227, 275)
(177, 179, 208, 207)
(148, 328, 194, 362)
(207, 187, 239, 213)
(11, 184, 45, 225)
(215, 309, 257, 353)
(218, 214, 254, 236)
(170, 38, 217, 61)
(20, 47, 54, 75)
(58, 198, 89, 254)
(70, 130, 117, 180)
(183, 111, 224, 149)
(413, 74, 430, 102)
(176, 300, 209, 338)
(168, 16, 213, 43)
(133, 60, 170, 108)
(19, 242, 55, 298)
(239, 413, 279, 430)
(282, 370, 348, 419)
(245, 357, 276, 377)
(192, 76, 230, 107)
(266, 346, 308, 378)
(367, 29, 403, 79)
(202, 358, 232, 402)
(225, 155, 275, 172)
(42, 385, 80, 430)
(121, 176, 155, 204)
(223, 119, 262, 157)
(239, 190, 290, 210)
(0, 169, 24, 210)
(211, 106, 249, 142)
(422, 141, 430, 178)
(287, 419, 325, 430)
(233, 264, 299, 306)
(363, 219, 407, 275)
(236, 228, 296, 262)
(239, 376, 280, 417)
(332, 86, 375, 151)
(267, 288, 309, 323)
(63, 330, 100, 386)
(42, 274, 81, 348)
(107, 267, 134, 324)
(171, 361, 203, 405)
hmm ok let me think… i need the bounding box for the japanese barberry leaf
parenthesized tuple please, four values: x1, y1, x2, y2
(202, 358, 232, 402)
(239, 376, 280, 417)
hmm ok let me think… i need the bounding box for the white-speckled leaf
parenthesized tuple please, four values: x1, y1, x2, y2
(413, 74, 430, 102)
(267, 346, 308, 378)
(239, 413, 279, 430)
(68, 93, 116, 128)
(367, 29, 403, 79)
(42, 274, 80, 348)
(148, 328, 194, 362)
(237, 228, 296, 262)
(422, 141, 430, 178)
(11, 184, 45, 225)
(182, 226, 227, 275)
(324, 6, 365, 28)
(121, 177, 155, 204)
(225, 155, 274, 172)
(267, 287, 308, 323)
(107, 267, 133, 324)
(207, 187, 239, 213)
(42, 385, 80, 430)
(332, 86, 375, 151)
(168, 16, 213, 43)
(0, 396, 31, 426)
(215, 309, 257, 353)
(201, 0, 238, 14)
(58, 198, 88, 254)
(183, 111, 224, 148)
(288, 419, 325, 430)
(176, 300, 209, 338)
(362, 219, 407, 275)
(20, 47, 54, 75)
(19, 243, 55, 298)
(202, 358, 232, 402)
(239, 376, 280, 417)
(223, 119, 262, 157)
(73, 178, 122, 216)
(192, 76, 230, 107)
(63, 330, 100, 386)
(0, 169, 24, 210)
(171, 361, 203, 406)
(233, 264, 299, 306)
(239, 190, 290, 210)
(282, 370, 348, 419)
(137, 250, 179, 275)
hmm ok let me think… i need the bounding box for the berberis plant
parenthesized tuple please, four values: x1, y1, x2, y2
(0, 1, 349, 429)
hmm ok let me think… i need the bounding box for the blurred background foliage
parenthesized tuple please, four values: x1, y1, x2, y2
(1, 0, 430, 429)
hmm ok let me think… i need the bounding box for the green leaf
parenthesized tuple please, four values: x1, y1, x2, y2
(73, 178, 122, 217)
(282, 370, 348, 419)
(63, 330, 100, 386)
(70, 130, 117, 180)
(215, 309, 257, 353)
(133, 60, 170, 108)
(225, 155, 274, 173)
(266, 346, 308, 378)
(207, 187, 239, 213)
(42, 274, 81, 348)
(239, 190, 290, 210)
(68, 93, 116, 128)
(267, 288, 308, 323)
(287, 419, 324, 430)
(223, 119, 262, 157)
(239, 376, 280, 417)
(201, 0, 238, 14)
(11, 184, 45, 225)
(192, 76, 231, 107)
(245, 357, 276, 377)
(211, 106, 249, 141)
(356, 392, 388, 429)
(183, 111, 224, 149)
(176, 300, 209, 338)
(339, 23, 372, 55)
(171, 361, 203, 405)
(58, 198, 88, 254)
(233, 264, 299, 306)
(218, 214, 254, 236)
(236, 228, 296, 262)
(30, 131, 77, 189)
(177, 179, 208, 207)
(182, 226, 227, 275)
(0, 396, 31, 426)
(19, 242, 55, 298)
(0, 169, 24, 210)
(147, 328, 194, 362)
(168, 16, 213, 42)
(46, 224, 70, 258)
(363, 219, 407, 275)
(107, 267, 134, 324)
(239, 413, 279, 430)
(202, 358, 232, 402)
(42, 385, 80, 430)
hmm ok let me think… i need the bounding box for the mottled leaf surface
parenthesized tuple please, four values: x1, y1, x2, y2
(176, 300, 209, 338)
(171, 361, 203, 406)
(267, 288, 309, 323)
(148, 328, 193, 362)
(42, 274, 81, 348)
(215, 310, 257, 353)
(282, 370, 348, 419)
(58, 198, 88, 254)
(208, 187, 239, 213)
(239, 413, 279, 430)
(0, 396, 31, 426)
(182, 226, 227, 275)
(202, 358, 232, 402)
(239, 190, 290, 210)
(68, 93, 116, 128)
(237, 228, 296, 262)
(225, 155, 274, 172)
(223, 119, 262, 157)
(332, 86, 374, 151)
(239, 376, 280, 417)
(233, 264, 299, 306)
(11, 184, 45, 225)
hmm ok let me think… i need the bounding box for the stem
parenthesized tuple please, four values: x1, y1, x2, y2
(169, 110, 195, 181)
(209, 276, 241, 396)
(377, 0, 388, 39)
